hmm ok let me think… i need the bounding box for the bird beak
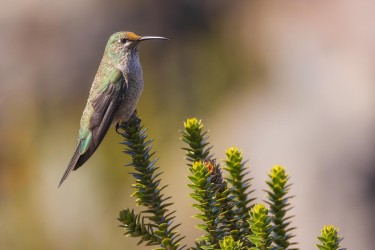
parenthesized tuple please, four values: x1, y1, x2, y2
(139, 36, 169, 41)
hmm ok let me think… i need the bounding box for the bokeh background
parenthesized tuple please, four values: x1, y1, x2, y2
(1, 1, 375, 249)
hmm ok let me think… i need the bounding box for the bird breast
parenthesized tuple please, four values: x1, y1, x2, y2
(114, 66, 144, 123)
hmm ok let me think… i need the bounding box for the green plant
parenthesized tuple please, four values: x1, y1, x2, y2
(117, 117, 183, 249)
(247, 204, 276, 250)
(265, 165, 296, 249)
(117, 116, 346, 250)
(316, 226, 346, 250)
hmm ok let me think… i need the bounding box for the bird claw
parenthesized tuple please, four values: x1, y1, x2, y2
(130, 110, 141, 125)
(115, 122, 122, 134)
(115, 110, 141, 134)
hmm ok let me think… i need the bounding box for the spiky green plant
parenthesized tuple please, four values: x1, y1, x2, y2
(117, 116, 183, 249)
(181, 118, 211, 164)
(183, 119, 238, 248)
(187, 161, 223, 248)
(265, 165, 296, 249)
(182, 118, 220, 247)
(117, 116, 346, 250)
(223, 147, 255, 243)
(203, 159, 238, 240)
(316, 226, 346, 250)
(119, 208, 160, 246)
(219, 236, 243, 250)
(247, 204, 277, 250)
(187, 160, 238, 249)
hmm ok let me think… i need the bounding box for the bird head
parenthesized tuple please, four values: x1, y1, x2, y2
(106, 31, 168, 56)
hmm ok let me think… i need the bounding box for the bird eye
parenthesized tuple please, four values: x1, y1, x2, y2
(119, 38, 127, 43)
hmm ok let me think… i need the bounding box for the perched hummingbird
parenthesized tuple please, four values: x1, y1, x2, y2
(59, 31, 167, 187)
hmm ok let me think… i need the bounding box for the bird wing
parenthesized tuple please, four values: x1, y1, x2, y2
(87, 70, 125, 152)
(59, 69, 126, 187)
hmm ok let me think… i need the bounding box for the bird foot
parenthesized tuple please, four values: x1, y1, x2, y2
(130, 110, 141, 125)
(115, 111, 141, 134)
(115, 122, 122, 134)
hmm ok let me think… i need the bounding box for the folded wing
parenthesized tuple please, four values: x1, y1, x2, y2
(59, 70, 125, 187)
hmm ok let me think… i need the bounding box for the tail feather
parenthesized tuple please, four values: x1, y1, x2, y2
(59, 134, 104, 187)
(58, 141, 82, 187)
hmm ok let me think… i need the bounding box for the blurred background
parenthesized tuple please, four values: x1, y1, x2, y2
(1, 0, 375, 249)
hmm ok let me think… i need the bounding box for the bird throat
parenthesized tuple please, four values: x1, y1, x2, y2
(119, 47, 142, 85)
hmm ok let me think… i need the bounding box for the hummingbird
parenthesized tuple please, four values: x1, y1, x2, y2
(59, 31, 168, 187)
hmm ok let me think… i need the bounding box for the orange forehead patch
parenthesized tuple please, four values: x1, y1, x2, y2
(125, 32, 141, 41)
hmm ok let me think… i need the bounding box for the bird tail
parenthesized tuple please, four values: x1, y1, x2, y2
(58, 140, 82, 188)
